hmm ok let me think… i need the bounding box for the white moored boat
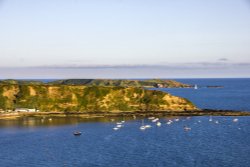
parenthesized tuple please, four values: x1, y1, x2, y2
(233, 118, 238, 122)
(152, 118, 159, 122)
(145, 125, 152, 128)
(194, 84, 198, 89)
(140, 119, 146, 130)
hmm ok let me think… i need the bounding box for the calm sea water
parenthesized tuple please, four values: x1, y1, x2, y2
(0, 78, 250, 167)
(153, 78, 250, 111)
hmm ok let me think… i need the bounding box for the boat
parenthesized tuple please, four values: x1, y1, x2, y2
(233, 118, 238, 122)
(209, 116, 213, 122)
(194, 84, 198, 89)
(145, 125, 152, 128)
(148, 117, 155, 120)
(73, 131, 82, 136)
(113, 127, 119, 130)
(152, 118, 159, 122)
(116, 124, 123, 128)
(140, 126, 146, 130)
(166, 121, 172, 125)
(183, 126, 191, 131)
(140, 119, 146, 130)
(156, 122, 161, 127)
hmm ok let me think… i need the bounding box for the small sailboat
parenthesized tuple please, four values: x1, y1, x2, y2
(156, 122, 161, 127)
(233, 118, 238, 122)
(140, 119, 146, 130)
(140, 126, 146, 130)
(116, 124, 123, 128)
(183, 126, 191, 131)
(194, 84, 198, 90)
(209, 116, 213, 122)
(73, 131, 82, 136)
(152, 118, 159, 122)
(166, 121, 172, 125)
(145, 125, 152, 128)
(73, 122, 82, 136)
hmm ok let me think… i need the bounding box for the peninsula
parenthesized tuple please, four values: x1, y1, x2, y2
(0, 83, 196, 112)
(0, 79, 249, 119)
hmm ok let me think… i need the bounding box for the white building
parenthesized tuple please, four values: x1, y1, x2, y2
(15, 108, 37, 112)
(15, 108, 28, 112)
(27, 109, 36, 112)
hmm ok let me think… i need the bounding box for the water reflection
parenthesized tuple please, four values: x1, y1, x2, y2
(0, 116, 133, 128)
(0, 116, 184, 128)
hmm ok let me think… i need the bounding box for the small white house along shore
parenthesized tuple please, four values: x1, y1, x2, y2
(14, 108, 40, 113)
(0, 108, 39, 114)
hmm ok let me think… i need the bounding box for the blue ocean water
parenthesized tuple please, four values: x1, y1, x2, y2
(0, 116, 249, 167)
(155, 78, 250, 111)
(0, 78, 250, 167)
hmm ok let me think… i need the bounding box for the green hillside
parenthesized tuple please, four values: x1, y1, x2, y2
(0, 84, 196, 112)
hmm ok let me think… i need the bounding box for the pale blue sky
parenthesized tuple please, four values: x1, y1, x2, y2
(0, 0, 250, 78)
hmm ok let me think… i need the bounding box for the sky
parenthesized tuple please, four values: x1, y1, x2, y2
(0, 0, 250, 78)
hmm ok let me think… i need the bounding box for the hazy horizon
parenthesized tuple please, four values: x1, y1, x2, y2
(0, 65, 250, 79)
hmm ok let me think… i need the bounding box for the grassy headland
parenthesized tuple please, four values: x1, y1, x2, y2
(0, 79, 248, 119)
(0, 83, 196, 112)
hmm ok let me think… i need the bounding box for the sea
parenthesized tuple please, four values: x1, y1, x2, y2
(0, 78, 250, 167)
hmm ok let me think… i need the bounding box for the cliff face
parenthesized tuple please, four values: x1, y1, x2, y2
(0, 84, 197, 112)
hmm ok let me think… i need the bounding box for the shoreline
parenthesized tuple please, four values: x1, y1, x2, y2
(1, 109, 250, 120)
